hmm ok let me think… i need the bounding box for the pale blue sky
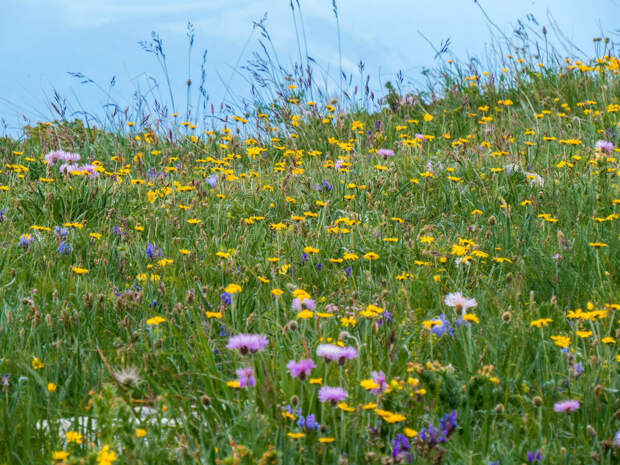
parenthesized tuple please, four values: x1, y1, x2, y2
(0, 0, 618, 134)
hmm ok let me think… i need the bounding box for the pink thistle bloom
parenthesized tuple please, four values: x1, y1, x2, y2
(286, 358, 315, 380)
(370, 370, 387, 394)
(553, 399, 580, 413)
(594, 140, 614, 153)
(443, 292, 477, 314)
(44, 150, 81, 165)
(59, 163, 80, 175)
(236, 367, 256, 388)
(316, 344, 357, 364)
(226, 334, 268, 355)
(377, 148, 394, 158)
(318, 386, 347, 404)
(291, 297, 316, 311)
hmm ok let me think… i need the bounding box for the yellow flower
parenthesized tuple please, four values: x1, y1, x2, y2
(551, 335, 570, 348)
(309, 378, 322, 385)
(71, 266, 89, 275)
(303, 246, 319, 254)
(576, 330, 592, 338)
(52, 451, 70, 461)
(187, 218, 202, 224)
(224, 283, 242, 294)
(601, 337, 615, 344)
(205, 311, 222, 319)
(66, 431, 82, 444)
(136, 428, 147, 438)
(287, 432, 305, 439)
(589, 242, 607, 248)
(47, 383, 57, 392)
(96, 445, 117, 465)
(146, 316, 166, 326)
(226, 380, 241, 388)
(360, 379, 380, 390)
(423, 113, 434, 122)
(462, 313, 479, 324)
(318, 437, 335, 443)
(271, 288, 284, 297)
(530, 318, 552, 328)
(363, 252, 379, 260)
(32, 358, 44, 370)
(297, 310, 314, 319)
(179, 249, 190, 255)
(90, 232, 102, 240)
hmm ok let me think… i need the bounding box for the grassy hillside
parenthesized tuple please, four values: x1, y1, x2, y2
(0, 54, 619, 464)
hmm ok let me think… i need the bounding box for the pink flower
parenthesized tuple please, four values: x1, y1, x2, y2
(370, 370, 387, 394)
(377, 148, 394, 158)
(318, 386, 347, 404)
(226, 334, 268, 355)
(59, 163, 79, 175)
(286, 359, 315, 379)
(443, 292, 477, 314)
(236, 367, 256, 388)
(292, 297, 316, 311)
(316, 344, 357, 364)
(44, 150, 81, 166)
(553, 399, 580, 413)
(594, 140, 614, 153)
(80, 164, 99, 178)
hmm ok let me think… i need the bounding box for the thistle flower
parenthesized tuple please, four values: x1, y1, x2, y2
(291, 297, 316, 311)
(316, 344, 357, 364)
(594, 139, 614, 153)
(59, 163, 79, 175)
(443, 292, 477, 314)
(44, 150, 81, 166)
(286, 359, 315, 380)
(553, 399, 580, 413)
(378, 148, 394, 158)
(236, 367, 256, 388)
(370, 371, 387, 394)
(318, 386, 347, 404)
(112, 366, 142, 387)
(226, 334, 268, 355)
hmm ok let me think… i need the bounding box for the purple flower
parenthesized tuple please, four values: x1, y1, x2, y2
(146, 243, 161, 259)
(392, 433, 411, 463)
(80, 164, 99, 178)
(429, 313, 453, 338)
(226, 334, 268, 355)
(56, 241, 71, 255)
(316, 344, 357, 364)
(220, 292, 231, 306)
(236, 367, 256, 388)
(286, 359, 315, 380)
(345, 266, 352, 278)
(318, 386, 347, 404)
(44, 150, 81, 166)
(418, 410, 457, 446)
(292, 297, 316, 311)
(378, 148, 394, 158)
(553, 399, 580, 413)
(206, 174, 218, 188)
(370, 371, 387, 394)
(0, 208, 4, 223)
(526, 450, 542, 462)
(297, 413, 320, 430)
(59, 163, 79, 175)
(594, 140, 614, 153)
(54, 226, 69, 239)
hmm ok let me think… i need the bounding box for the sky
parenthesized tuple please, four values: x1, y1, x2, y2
(0, 0, 618, 135)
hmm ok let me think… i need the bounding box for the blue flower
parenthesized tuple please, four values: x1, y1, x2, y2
(56, 241, 71, 255)
(146, 242, 161, 259)
(220, 292, 231, 306)
(206, 174, 218, 188)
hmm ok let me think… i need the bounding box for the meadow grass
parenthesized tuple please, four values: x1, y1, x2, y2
(0, 49, 619, 465)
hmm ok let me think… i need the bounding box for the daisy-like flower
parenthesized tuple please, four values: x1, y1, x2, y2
(553, 399, 580, 413)
(316, 344, 358, 365)
(443, 292, 477, 314)
(318, 386, 347, 405)
(59, 163, 80, 175)
(236, 367, 256, 388)
(226, 334, 268, 355)
(286, 359, 316, 380)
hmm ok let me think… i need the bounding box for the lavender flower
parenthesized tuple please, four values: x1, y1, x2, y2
(370, 371, 387, 394)
(553, 399, 580, 413)
(206, 174, 218, 188)
(594, 140, 614, 153)
(44, 150, 81, 166)
(316, 344, 358, 364)
(297, 413, 320, 430)
(526, 450, 542, 462)
(318, 386, 347, 404)
(59, 163, 79, 175)
(220, 292, 231, 306)
(19, 234, 33, 248)
(54, 226, 69, 239)
(418, 410, 457, 446)
(56, 241, 71, 255)
(378, 148, 394, 158)
(429, 313, 453, 338)
(613, 429, 620, 448)
(392, 433, 412, 463)
(236, 367, 256, 388)
(292, 297, 316, 311)
(146, 243, 161, 259)
(0, 208, 4, 223)
(226, 334, 268, 355)
(286, 359, 315, 380)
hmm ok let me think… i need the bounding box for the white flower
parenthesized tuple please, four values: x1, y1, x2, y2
(443, 292, 477, 314)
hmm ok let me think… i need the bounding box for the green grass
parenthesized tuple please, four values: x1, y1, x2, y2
(0, 54, 618, 465)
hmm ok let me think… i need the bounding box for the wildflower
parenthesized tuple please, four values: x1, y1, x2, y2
(112, 366, 141, 387)
(424, 314, 453, 338)
(613, 429, 620, 448)
(291, 297, 316, 311)
(297, 412, 320, 430)
(146, 316, 165, 326)
(286, 359, 316, 380)
(417, 410, 457, 445)
(378, 148, 395, 158)
(236, 367, 256, 388)
(56, 241, 71, 255)
(594, 140, 614, 153)
(392, 433, 412, 463)
(97, 445, 117, 465)
(220, 292, 232, 306)
(370, 371, 387, 393)
(224, 283, 242, 294)
(526, 450, 542, 462)
(318, 386, 347, 405)
(553, 399, 580, 413)
(32, 358, 44, 370)
(206, 174, 218, 188)
(66, 431, 82, 444)
(44, 150, 80, 166)
(136, 428, 147, 438)
(443, 292, 477, 314)
(226, 334, 268, 354)
(316, 344, 358, 364)
(47, 383, 57, 392)
(52, 451, 70, 461)
(19, 233, 33, 248)
(146, 243, 161, 259)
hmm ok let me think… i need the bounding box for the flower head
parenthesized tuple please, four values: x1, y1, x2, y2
(286, 359, 316, 380)
(553, 399, 580, 413)
(44, 150, 81, 166)
(316, 344, 357, 364)
(318, 386, 347, 404)
(443, 292, 477, 314)
(236, 367, 256, 388)
(226, 334, 268, 355)
(594, 139, 614, 153)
